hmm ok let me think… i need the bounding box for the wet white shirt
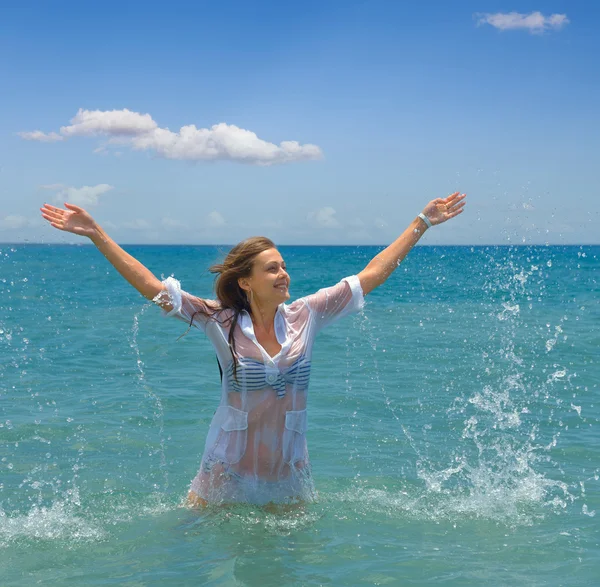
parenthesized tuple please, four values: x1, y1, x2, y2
(159, 275, 365, 504)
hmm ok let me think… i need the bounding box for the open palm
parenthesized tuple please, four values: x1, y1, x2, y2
(40, 203, 97, 238)
(423, 192, 466, 226)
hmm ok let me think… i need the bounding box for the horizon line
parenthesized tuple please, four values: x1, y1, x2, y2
(1, 241, 599, 248)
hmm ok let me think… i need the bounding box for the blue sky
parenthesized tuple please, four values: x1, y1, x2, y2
(1, 1, 598, 245)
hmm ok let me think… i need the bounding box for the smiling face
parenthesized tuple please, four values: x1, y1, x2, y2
(239, 248, 290, 307)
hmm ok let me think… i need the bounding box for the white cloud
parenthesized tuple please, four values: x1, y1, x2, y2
(207, 211, 225, 227)
(51, 184, 114, 207)
(19, 108, 323, 166)
(1, 215, 29, 230)
(347, 217, 365, 228)
(162, 217, 188, 229)
(311, 207, 340, 228)
(123, 218, 152, 230)
(60, 108, 157, 137)
(18, 131, 64, 142)
(475, 11, 569, 33)
(129, 123, 322, 165)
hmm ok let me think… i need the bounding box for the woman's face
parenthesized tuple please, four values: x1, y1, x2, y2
(242, 248, 290, 306)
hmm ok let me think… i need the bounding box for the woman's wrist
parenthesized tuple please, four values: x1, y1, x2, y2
(417, 212, 432, 229)
(89, 224, 107, 244)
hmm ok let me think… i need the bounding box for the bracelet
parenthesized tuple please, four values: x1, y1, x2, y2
(418, 212, 432, 229)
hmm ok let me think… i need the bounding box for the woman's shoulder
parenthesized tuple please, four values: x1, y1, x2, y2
(284, 296, 309, 311)
(211, 304, 234, 322)
(280, 297, 311, 323)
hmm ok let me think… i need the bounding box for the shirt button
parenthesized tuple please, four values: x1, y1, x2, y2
(267, 374, 277, 384)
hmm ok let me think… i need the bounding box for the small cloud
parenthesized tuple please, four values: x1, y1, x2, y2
(18, 108, 323, 166)
(207, 211, 225, 227)
(123, 218, 152, 230)
(0, 215, 29, 230)
(475, 11, 569, 34)
(523, 202, 535, 210)
(18, 130, 64, 142)
(348, 217, 365, 229)
(162, 217, 188, 230)
(310, 207, 340, 228)
(60, 108, 157, 138)
(52, 184, 114, 207)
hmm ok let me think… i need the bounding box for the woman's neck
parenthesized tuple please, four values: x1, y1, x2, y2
(249, 301, 277, 333)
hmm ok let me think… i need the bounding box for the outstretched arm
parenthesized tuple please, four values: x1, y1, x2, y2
(40, 203, 168, 307)
(357, 192, 466, 295)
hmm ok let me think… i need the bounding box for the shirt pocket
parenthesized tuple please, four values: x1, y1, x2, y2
(207, 405, 248, 464)
(283, 409, 308, 464)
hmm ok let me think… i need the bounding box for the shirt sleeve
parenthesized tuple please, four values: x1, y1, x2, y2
(303, 275, 365, 333)
(155, 276, 219, 332)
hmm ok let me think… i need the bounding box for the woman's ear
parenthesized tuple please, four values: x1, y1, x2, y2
(238, 277, 249, 292)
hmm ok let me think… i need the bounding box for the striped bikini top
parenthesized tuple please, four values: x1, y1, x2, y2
(225, 355, 311, 398)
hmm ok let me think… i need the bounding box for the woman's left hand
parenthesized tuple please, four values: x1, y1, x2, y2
(422, 192, 466, 226)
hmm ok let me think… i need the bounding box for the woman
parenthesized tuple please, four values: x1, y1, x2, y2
(40, 192, 465, 507)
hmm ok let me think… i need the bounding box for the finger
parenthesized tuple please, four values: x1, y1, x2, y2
(445, 195, 466, 210)
(448, 200, 466, 212)
(42, 211, 64, 222)
(42, 213, 65, 229)
(444, 192, 460, 203)
(40, 206, 66, 216)
(41, 213, 63, 227)
(41, 207, 66, 221)
(64, 202, 83, 212)
(42, 203, 65, 213)
(447, 208, 464, 219)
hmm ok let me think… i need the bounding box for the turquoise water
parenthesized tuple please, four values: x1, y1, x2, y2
(1, 244, 598, 586)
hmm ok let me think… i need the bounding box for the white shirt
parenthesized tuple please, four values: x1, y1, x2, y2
(160, 274, 365, 504)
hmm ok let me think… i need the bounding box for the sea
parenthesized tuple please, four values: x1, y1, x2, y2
(0, 243, 598, 586)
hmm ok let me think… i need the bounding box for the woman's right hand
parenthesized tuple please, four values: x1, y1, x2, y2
(40, 203, 98, 238)
(41, 202, 166, 302)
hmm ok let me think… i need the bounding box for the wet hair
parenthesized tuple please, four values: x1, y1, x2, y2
(186, 236, 276, 380)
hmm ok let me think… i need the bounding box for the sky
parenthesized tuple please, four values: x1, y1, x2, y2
(1, 0, 598, 245)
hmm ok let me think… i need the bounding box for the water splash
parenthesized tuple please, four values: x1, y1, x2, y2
(358, 247, 578, 525)
(130, 305, 169, 492)
(0, 489, 177, 547)
(0, 488, 104, 546)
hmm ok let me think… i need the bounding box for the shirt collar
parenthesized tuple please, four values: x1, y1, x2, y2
(239, 306, 287, 347)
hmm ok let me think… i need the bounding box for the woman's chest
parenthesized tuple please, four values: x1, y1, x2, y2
(252, 328, 282, 359)
(230, 353, 312, 396)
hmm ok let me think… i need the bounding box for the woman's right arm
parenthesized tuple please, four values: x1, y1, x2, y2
(41, 203, 170, 309)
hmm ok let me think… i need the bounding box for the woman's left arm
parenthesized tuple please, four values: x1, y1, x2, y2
(357, 192, 466, 295)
